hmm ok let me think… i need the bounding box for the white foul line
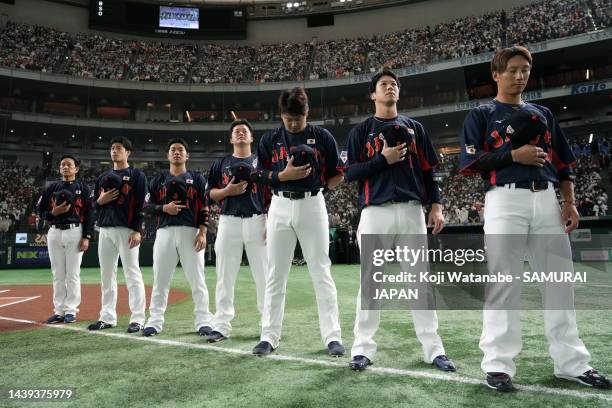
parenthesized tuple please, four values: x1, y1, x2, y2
(0, 296, 40, 308)
(0, 290, 11, 294)
(0, 315, 610, 403)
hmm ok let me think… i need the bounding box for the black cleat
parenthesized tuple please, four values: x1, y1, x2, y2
(63, 314, 76, 323)
(327, 341, 345, 357)
(126, 322, 143, 333)
(206, 331, 227, 343)
(87, 320, 113, 331)
(252, 341, 274, 356)
(486, 372, 514, 392)
(46, 314, 64, 324)
(349, 355, 372, 371)
(432, 355, 457, 372)
(198, 326, 213, 337)
(143, 327, 158, 337)
(558, 369, 611, 389)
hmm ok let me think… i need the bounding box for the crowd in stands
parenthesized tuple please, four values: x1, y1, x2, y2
(1, 0, 610, 84)
(0, 164, 41, 234)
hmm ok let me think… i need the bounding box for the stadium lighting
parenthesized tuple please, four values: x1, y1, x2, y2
(218, 139, 222, 143)
(563, 106, 567, 110)
(293, 1, 299, 6)
(98, 136, 102, 140)
(445, 123, 449, 127)
(148, 139, 152, 143)
(194, 139, 198, 143)
(43, 132, 47, 136)
(286, 2, 292, 8)
(589, 133, 594, 143)
(10, 129, 13, 133)
(71, 134, 75, 138)
(586, 69, 590, 80)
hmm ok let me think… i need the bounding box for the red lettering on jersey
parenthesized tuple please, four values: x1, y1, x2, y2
(272, 150, 279, 163)
(121, 184, 131, 195)
(544, 130, 551, 144)
(366, 142, 375, 158)
(491, 130, 504, 148)
(222, 173, 230, 185)
(408, 138, 417, 154)
(279, 146, 288, 160)
(251, 183, 258, 194)
(374, 136, 382, 152)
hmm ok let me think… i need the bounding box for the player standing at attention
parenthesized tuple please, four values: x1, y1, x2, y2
(344, 69, 456, 372)
(459, 46, 610, 391)
(143, 138, 213, 337)
(38, 155, 94, 324)
(89, 137, 147, 333)
(205, 119, 268, 343)
(250, 87, 345, 357)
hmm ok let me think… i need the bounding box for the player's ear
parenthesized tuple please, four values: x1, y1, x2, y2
(370, 92, 376, 102)
(492, 70, 500, 83)
(185, 151, 190, 160)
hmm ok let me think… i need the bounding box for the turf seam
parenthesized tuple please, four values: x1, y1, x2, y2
(1, 315, 611, 402)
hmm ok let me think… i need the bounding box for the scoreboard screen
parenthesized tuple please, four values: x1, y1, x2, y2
(89, 1, 246, 40)
(159, 6, 199, 30)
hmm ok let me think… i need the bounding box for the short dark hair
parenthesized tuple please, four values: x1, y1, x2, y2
(110, 136, 133, 152)
(167, 138, 189, 152)
(59, 154, 80, 167)
(369, 69, 400, 94)
(278, 87, 309, 116)
(491, 46, 532, 73)
(230, 119, 253, 134)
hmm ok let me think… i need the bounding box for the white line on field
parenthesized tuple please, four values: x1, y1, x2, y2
(0, 315, 610, 403)
(0, 296, 40, 308)
(0, 290, 11, 294)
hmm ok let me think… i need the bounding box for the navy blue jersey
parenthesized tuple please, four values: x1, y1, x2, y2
(255, 124, 341, 192)
(459, 100, 576, 190)
(37, 180, 95, 239)
(94, 167, 148, 231)
(344, 115, 442, 209)
(146, 170, 209, 229)
(205, 154, 264, 217)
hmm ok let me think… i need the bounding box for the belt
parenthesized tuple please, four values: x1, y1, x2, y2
(229, 213, 261, 219)
(499, 181, 550, 192)
(51, 223, 80, 230)
(273, 190, 320, 200)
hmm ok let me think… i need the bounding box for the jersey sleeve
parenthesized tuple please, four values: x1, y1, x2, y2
(205, 159, 223, 205)
(344, 124, 388, 182)
(37, 185, 53, 222)
(196, 173, 210, 227)
(130, 170, 148, 232)
(252, 131, 281, 186)
(546, 108, 577, 181)
(143, 175, 163, 215)
(81, 183, 95, 239)
(415, 122, 442, 204)
(459, 108, 488, 176)
(321, 128, 342, 180)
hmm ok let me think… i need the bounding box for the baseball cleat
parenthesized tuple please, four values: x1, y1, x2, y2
(126, 322, 143, 333)
(143, 327, 158, 337)
(557, 369, 611, 389)
(485, 372, 514, 392)
(197, 326, 213, 337)
(46, 314, 64, 324)
(206, 331, 227, 343)
(63, 314, 76, 323)
(349, 355, 372, 371)
(252, 341, 274, 356)
(327, 341, 345, 357)
(432, 355, 456, 372)
(87, 321, 113, 331)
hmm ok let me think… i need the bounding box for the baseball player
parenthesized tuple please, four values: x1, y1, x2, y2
(38, 155, 94, 324)
(344, 69, 456, 372)
(88, 137, 147, 334)
(459, 46, 610, 391)
(250, 87, 345, 357)
(205, 119, 268, 342)
(143, 138, 213, 337)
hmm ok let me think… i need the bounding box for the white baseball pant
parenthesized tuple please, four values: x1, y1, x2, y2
(47, 225, 83, 316)
(481, 183, 592, 378)
(213, 214, 267, 337)
(351, 201, 446, 363)
(146, 226, 212, 332)
(260, 193, 342, 348)
(98, 227, 146, 326)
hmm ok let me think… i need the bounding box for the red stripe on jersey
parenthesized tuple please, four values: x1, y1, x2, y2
(490, 170, 497, 185)
(364, 179, 370, 206)
(417, 146, 432, 171)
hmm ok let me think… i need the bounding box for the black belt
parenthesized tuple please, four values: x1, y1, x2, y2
(229, 213, 261, 219)
(51, 223, 80, 230)
(273, 190, 320, 200)
(498, 181, 549, 192)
